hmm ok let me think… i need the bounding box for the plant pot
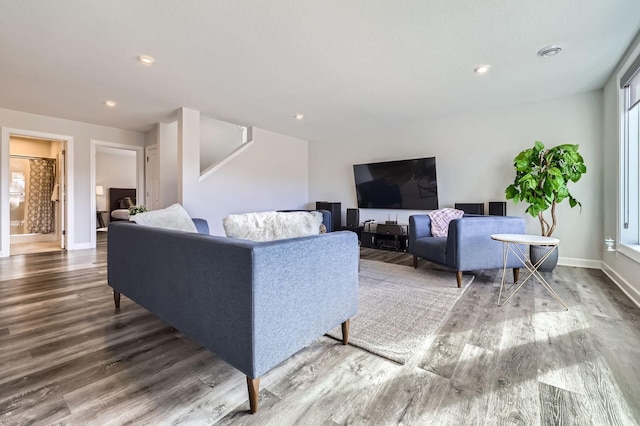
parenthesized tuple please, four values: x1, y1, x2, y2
(530, 245, 558, 272)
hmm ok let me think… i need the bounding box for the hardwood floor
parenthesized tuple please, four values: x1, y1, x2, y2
(1, 237, 639, 425)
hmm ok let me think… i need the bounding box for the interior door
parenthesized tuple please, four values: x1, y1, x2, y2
(145, 146, 159, 210)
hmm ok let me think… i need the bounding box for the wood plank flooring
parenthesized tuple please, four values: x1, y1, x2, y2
(1, 236, 639, 425)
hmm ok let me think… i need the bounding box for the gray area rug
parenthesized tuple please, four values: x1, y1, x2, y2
(328, 259, 474, 364)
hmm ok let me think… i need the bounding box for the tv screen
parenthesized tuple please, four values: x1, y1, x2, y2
(353, 157, 438, 210)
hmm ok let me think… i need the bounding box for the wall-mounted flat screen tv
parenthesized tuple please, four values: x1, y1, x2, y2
(353, 157, 438, 210)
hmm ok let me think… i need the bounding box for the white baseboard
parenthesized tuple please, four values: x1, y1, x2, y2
(558, 257, 601, 269)
(67, 242, 92, 250)
(602, 262, 640, 308)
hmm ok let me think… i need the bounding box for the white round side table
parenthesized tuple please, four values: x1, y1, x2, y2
(490, 233, 567, 310)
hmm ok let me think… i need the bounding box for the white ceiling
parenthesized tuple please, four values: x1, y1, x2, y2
(1, 1, 639, 142)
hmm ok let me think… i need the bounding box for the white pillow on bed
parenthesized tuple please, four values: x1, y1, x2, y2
(129, 203, 197, 233)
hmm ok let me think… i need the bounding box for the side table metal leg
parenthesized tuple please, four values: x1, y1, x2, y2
(497, 242, 508, 305)
(527, 246, 568, 310)
(497, 242, 532, 307)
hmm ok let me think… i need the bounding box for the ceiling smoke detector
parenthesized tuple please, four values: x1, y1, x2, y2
(537, 45, 562, 57)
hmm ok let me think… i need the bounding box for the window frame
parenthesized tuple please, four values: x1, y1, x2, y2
(618, 48, 640, 263)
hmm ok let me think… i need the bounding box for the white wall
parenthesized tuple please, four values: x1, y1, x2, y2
(95, 151, 137, 213)
(177, 109, 309, 236)
(158, 121, 178, 208)
(602, 32, 640, 306)
(144, 124, 157, 147)
(200, 115, 246, 172)
(0, 107, 144, 248)
(309, 90, 604, 266)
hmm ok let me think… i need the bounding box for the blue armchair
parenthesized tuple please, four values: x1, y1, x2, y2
(408, 214, 526, 287)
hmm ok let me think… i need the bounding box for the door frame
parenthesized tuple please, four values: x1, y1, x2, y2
(90, 140, 144, 248)
(1, 127, 74, 257)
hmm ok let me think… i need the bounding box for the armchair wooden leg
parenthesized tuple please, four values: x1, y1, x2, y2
(456, 271, 462, 288)
(113, 291, 121, 310)
(247, 376, 260, 413)
(341, 320, 350, 345)
(413, 255, 418, 269)
(513, 268, 519, 283)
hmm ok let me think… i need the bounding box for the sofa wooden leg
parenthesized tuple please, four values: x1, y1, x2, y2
(413, 255, 418, 269)
(513, 268, 520, 283)
(113, 291, 121, 310)
(341, 320, 350, 345)
(456, 271, 462, 288)
(247, 376, 260, 413)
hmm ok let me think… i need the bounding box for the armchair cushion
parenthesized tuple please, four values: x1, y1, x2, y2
(413, 237, 448, 265)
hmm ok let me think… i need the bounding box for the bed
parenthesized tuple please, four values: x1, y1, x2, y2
(109, 188, 137, 221)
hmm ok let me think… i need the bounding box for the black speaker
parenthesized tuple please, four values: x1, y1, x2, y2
(346, 208, 359, 227)
(316, 201, 341, 232)
(454, 203, 485, 215)
(489, 201, 507, 216)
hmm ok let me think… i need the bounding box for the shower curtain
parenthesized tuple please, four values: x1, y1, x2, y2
(26, 158, 56, 234)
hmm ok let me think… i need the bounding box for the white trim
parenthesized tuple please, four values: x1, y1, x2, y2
(70, 242, 92, 250)
(558, 257, 602, 269)
(617, 243, 640, 264)
(90, 140, 144, 248)
(198, 127, 254, 182)
(1, 127, 74, 256)
(602, 261, 640, 308)
(0, 128, 9, 257)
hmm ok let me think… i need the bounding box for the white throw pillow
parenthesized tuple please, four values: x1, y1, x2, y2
(223, 211, 323, 241)
(130, 203, 198, 233)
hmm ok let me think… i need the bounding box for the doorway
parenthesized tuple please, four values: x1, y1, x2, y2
(90, 140, 144, 249)
(7, 135, 65, 255)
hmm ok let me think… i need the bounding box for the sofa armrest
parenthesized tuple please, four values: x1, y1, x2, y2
(250, 231, 358, 376)
(192, 218, 209, 234)
(446, 216, 526, 270)
(408, 215, 433, 254)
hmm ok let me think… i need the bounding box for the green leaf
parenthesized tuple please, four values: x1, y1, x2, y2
(505, 185, 519, 200)
(534, 141, 545, 151)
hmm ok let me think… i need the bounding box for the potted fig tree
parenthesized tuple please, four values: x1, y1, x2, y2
(505, 141, 587, 270)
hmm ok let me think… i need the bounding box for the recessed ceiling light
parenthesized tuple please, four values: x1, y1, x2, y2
(137, 55, 156, 65)
(538, 45, 562, 57)
(104, 100, 117, 107)
(474, 65, 491, 74)
(295, 113, 304, 120)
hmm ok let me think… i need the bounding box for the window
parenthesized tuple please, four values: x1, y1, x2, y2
(620, 54, 640, 255)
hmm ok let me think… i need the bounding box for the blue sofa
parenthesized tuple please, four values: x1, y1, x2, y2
(107, 218, 359, 413)
(408, 214, 525, 287)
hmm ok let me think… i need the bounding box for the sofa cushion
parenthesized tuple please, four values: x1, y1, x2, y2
(129, 203, 198, 233)
(223, 211, 324, 241)
(427, 208, 464, 237)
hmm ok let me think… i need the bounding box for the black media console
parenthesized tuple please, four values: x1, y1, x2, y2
(360, 223, 408, 252)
